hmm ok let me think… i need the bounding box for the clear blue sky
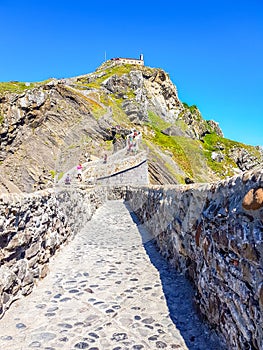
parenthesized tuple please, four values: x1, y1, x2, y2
(1, 0, 262, 146)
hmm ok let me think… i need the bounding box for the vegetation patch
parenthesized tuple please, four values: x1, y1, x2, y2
(49, 170, 56, 179)
(164, 161, 185, 183)
(85, 97, 106, 120)
(97, 92, 131, 125)
(0, 81, 36, 94)
(65, 86, 107, 119)
(144, 138, 185, 184)
(110, 98, 131, 125)
(147, 111, 171, 130)
(182, 102, 203, 122)
(201, 133, 261, 177)
(50, 170, 64, 181)
(174, 118, 189, 132)
(104, 140, 113, 151)
(78, 64, 134, 89)
(183, 102, 198, 113)
(147, 128, 193, 177)
(173, 136, 210, 182)
(58, 172, 64, 180)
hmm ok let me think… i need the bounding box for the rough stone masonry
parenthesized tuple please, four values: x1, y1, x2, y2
(0, 186, 107, 318)
(126, 166, 263, 350)
(0, 166, 263, 350)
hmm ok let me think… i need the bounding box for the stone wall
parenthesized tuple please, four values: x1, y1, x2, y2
(97, 160, 149, 187)
(82, 150, 149, 187)
(126, 167, 263, 350)
(0, 186, 107, 318)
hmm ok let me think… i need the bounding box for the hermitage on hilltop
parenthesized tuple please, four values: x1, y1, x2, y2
(110, 54, 144, 66)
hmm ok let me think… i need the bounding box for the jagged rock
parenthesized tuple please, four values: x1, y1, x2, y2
(122, 100, 147, 123)
(19, 90, 46, 109)
(230, 147, 260, 171)
(0, 61, 261, 192)
(207, 120, 224, 137)
(180, 107, 224, 140)
(211, 151, 224, 162)
(185, 177, 195, 184)
(143, 69, 183, 122)
(102, 74, 130, 94)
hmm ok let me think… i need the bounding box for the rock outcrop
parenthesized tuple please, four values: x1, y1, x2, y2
(0, 61, 262, 193)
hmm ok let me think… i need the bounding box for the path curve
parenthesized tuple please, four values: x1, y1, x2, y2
(0, 200, 226, 350)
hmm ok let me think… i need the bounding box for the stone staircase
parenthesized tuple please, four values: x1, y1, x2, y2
(58, 144, 148, 187)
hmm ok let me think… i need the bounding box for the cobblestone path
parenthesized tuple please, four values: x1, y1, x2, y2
(0, 200, 226, 350)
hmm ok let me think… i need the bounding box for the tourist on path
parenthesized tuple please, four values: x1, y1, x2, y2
(76, 163, 83, 182)
(64, 173, 71, 185)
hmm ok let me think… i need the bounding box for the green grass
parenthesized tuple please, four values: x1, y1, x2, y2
(125, 89, 136, 99)
(78, 63, 157, 90)
(90, 103, 107, 120)
(58, 172, 64, 180)
(0, 79, 53, 95)
(148, 128, 193, 176)
(104, 140, 113, 151)
(202, 133, 236, 176)
(144, 138, 190, 184)
(0, 82, 36, 94)
(50, 170, 64, 180)
(0, 115, 4, 125)
(108, 96, 131, 125)
(64, 86, 107, 120)
(147, 111, 171, 130)
(49, 170, 56, 179)
(65, 87, 128, 124)
(78, 64, 135, 89)
(164, 161, 186, 184)
(201, 133, 262, 177)
(174, 118, 189, 132)
(173, 136, 210, 182)
(183, 102, 198, 113)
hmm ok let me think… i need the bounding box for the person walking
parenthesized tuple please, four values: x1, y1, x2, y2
(76, 163, 83, 182)
(65, 173, 71, 185)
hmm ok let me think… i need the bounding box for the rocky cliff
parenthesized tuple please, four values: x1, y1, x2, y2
(0, 62, 262, 193)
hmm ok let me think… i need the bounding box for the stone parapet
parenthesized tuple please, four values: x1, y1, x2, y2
(83, 151, 149, 186)
(126, 167, 263, 350)
(0, 186, 107, 318)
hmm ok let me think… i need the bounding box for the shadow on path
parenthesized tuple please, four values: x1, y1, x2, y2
(127, 204, 227, 350)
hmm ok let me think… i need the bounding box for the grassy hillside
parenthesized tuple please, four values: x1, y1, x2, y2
(0, 62, 261, 192)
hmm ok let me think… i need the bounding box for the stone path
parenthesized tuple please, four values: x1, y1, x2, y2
(0, 200, 226, 350)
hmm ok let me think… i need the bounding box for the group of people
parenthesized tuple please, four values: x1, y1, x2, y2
(127, 129, 141, 154)
(64, 128, 142, 186)
(64, 162, 83, 185)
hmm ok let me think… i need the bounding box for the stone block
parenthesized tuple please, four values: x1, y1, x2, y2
(22, 270, 33, 287)
(25, 241, 41, 259)
(2, 292, 10, 304)
(40, 264, 49, 279)
(13, 259, 27, 281)
(0, 266, 17, 291)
